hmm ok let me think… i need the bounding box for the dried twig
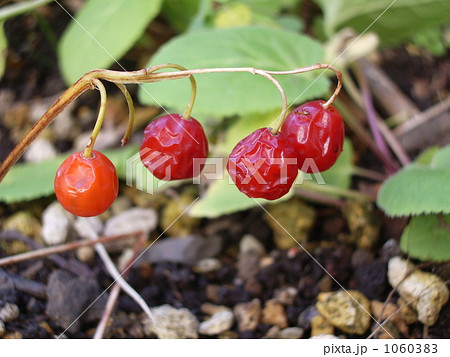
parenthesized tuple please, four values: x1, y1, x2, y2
(0, 230, 143, 267)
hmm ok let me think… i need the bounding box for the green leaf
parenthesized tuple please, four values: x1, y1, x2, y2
(58, 0, 162, 84)
(378, 145, 450, 217)
(400, 214, 450, 262)
(191, 139, 353, 218)
(0, 21, 6, 79)
(430, 145, 450, 170)
(377, 165, 450, 217)
(295, 138, 354, 190)
(189, 171, 293, 218)
(138, 27, 327, 120)
(161, 0, 202, 33)
(216, 109, 281, 155)
(0, 145, 145, 203)
(313, 0, 450, 46)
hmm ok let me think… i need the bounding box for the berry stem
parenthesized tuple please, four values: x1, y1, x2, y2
(116, 83, 135, 146)
(83, 78, 107, 158)
(144, 63, 198, 120)
(0, 63, 342, 182)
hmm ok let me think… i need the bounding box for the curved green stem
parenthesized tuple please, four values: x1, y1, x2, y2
(115, 83, 135, 146)
(0, 63, 342, 183)
(144, 63, 197, 120)
(83, 78, 107, 158)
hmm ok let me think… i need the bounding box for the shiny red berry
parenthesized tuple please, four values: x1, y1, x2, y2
(54, 150, 118, 217)
(227, 128, 298, 200)
(282, 100, 344, 173)
(140, 114, 209, 180)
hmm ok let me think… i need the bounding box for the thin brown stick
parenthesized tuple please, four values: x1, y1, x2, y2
(0, 231, 143, 267)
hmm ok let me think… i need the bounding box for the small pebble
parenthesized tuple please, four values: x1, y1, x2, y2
(103, 208, 158, 252)
(143, 304, 199, 339)
(274, 286, 297, 305)
(199, 310, 234, 335)
(42, 202, 74, 245)
(3, 211, 42, 241)
(297, 305, 320, 329)
(0, 303, 20, 323)
(278, 327, 304, 339)
(397, 297, 418, 325)
(143, 235, 222, 264)
(201, 303, 231, 315)
(193, 258, 222, 274)
(24, 138, 57, 163)
(316, 290, 371, 335)
(311, 315, 335, 337)
(0, 319, 5, 337)
(218, 330, 239, 339)
(309, 334, 339, 339)
(380, 238, 402, 261)
(104, 207, 157, 236)
(75, 246, 95, 263)
(234, 298, 261, 332)
(264, 198, 315, 249)
(237, 235, 266, 280)
(387, 257, 449, 326)
(371, 300, 409, 336)
(74, 216, 103, 240)
(261, 299, 288, 328)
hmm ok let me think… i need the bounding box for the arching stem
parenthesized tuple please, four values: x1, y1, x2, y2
(83, 78, 107, 158)
(115, 83, 135, 146)
(0, 63, 342, 183)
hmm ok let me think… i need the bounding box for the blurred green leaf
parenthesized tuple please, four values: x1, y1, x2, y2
(216, 109, 281, 155)
(377, 166, 450, 217)
(58, 0, 162, 84)
(295, 138, 353, 191)
(0, 145, 140, 203)
(138, 27, 327, 120)
(162, 0, 202, 33)
(189, 171, 293, 218)
(313, 0, 450, 46)
(0, 21, 6, 79)
(400, 214, 450, 262)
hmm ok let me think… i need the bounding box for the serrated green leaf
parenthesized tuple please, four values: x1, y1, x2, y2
(400, 214, 450, 262)
(414, 145, 439, 165)
(377, 165, 450, 217)
(0, 145, 143, 203)
(189, 171, 293, 218)
(430, 145, 450, 170)
(313, 0, 450, 46)
(58, 0, 162, 84)
(138, 27, 327, 120)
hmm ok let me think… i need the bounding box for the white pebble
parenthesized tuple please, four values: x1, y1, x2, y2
(42, 202, 74, 245)
(388, 257, 449, 326)
(199, 310, 234, 335)
(74, 216, 103, 240)
(104, 208, 158, 237)
(0, 303, 20, 323)
(24, 138, 57, 163)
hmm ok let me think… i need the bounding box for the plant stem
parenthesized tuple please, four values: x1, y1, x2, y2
(0, 231, 144, 267)
(83, 78, 107, 158)
(0, 0, 53, 21)
(0, 63, 342, 182)
(115, 83, 135, 146)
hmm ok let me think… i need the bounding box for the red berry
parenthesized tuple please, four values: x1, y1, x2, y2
(282, 100, 344, 173)
(140, 114, 209, 180)
(227, 128, 298, 200)
(54, 150, 118, 217)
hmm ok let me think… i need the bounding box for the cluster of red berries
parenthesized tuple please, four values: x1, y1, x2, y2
(54, 100, 344, 217)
